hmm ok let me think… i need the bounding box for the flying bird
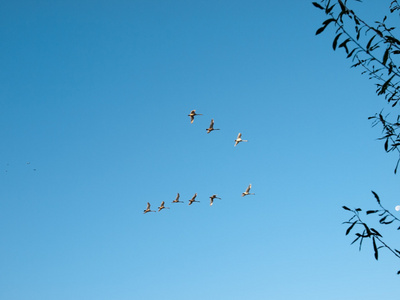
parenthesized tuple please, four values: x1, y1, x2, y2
(188, 193, 200, 205)
(242, 184, 255, 197)
(172, 193, 184, 203)
(158, 201, 170, 212)
(209, 194, 221, 206)
(206, 119, 220, 134)
(143, 202, 156, 214)
(234, 133, 248, 146)
(188, 110, 202, 123)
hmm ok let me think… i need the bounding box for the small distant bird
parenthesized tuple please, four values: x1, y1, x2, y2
(242, 184, 255, 197)
(206, 119, 220, 134)
(143, 202, 156, 214)
(209, 194, 221, 206)
(188, 110, 202, 123)
(158, 201, 170, 212)
(234, 133, 248, 146)
(172, 193, 184, 203)
(188, 193, 200, 205)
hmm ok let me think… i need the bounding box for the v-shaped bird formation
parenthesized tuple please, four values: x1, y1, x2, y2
(143, 109, 255, 214)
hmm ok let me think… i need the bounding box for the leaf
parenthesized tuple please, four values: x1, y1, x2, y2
(316, 25, 327, 35)
(370, 228, 382, 237)
(355, 208, 362, 212)
(371, 191, 380, 204)
(326, 3, 336, 14)
(351, 60, 362, 68)
(346, 48, 356, 58)
(382, 219, 394, 225)
(384, 138, 389, 151)
(338, 38, 350, 48)
(366, 210, 378, 215)
(323, 18, 336, 26)
(346, 221, 357, 235)
(343, 206, 351, 211)
(395, 158, 400, 174)
(373, 237, 378, 260)
(332, 33, 342, 50)
(383, 47, 390, 65)
(351, 235, 361, 245)
(378, 114, 385, 125)
(366, 35, 376, 51)
(386, 36, 400, 45)
(378, 74, 395, 95)
(363, 223, 372, 236)
(379, 215, 388, 224)
(312, 2, 324, 10)
(359, 235, 364, 251)
(374, 28, 383, 38)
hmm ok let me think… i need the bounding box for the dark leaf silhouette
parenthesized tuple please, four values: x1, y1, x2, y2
(333, 33, 342, 50)
(316, 25, 327, 35)
(312, 2, 324, 10)
(346, 221, 358, 235)
(371, 191, 380, 204)
(373, 237, 378, 260)
(382, 47, 390, 65)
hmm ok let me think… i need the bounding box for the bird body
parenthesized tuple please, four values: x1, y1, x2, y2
(206, 119, 220, 133)
(143, 202, 156, 214)
(188, 193, 200, 205)
(242, 184, 255, 197)
(188, 110, 202, 123)
(172, 193, 184, 203)
(234, 133, 248, 146)
(209, 194, 221, 206)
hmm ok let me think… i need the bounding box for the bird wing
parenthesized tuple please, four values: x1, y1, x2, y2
(176, 193, 180, 200)
(161, 201, 165, 206)
(193, 193, 197, 199)
(146, 202, 151, 210)
(237, 133, 242, 139)
(210, 119, 214, 128)
(246, 184, 251, 193)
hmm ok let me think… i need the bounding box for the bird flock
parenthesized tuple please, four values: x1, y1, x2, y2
(143, 110, 254, 214)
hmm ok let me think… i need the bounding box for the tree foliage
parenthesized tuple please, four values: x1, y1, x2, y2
(343, 192, 400, 274)
(314, 0, 400, 274)
(314, 0, 400, 173)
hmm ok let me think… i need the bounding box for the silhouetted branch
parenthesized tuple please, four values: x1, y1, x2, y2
(343, 191, 400, 274)
(314, 0, 400, 172)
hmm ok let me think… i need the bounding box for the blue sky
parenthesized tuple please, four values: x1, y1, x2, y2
(1, 1, 399, 299)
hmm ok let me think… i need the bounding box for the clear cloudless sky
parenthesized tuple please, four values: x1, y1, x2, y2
(1, 1, 399, 299)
